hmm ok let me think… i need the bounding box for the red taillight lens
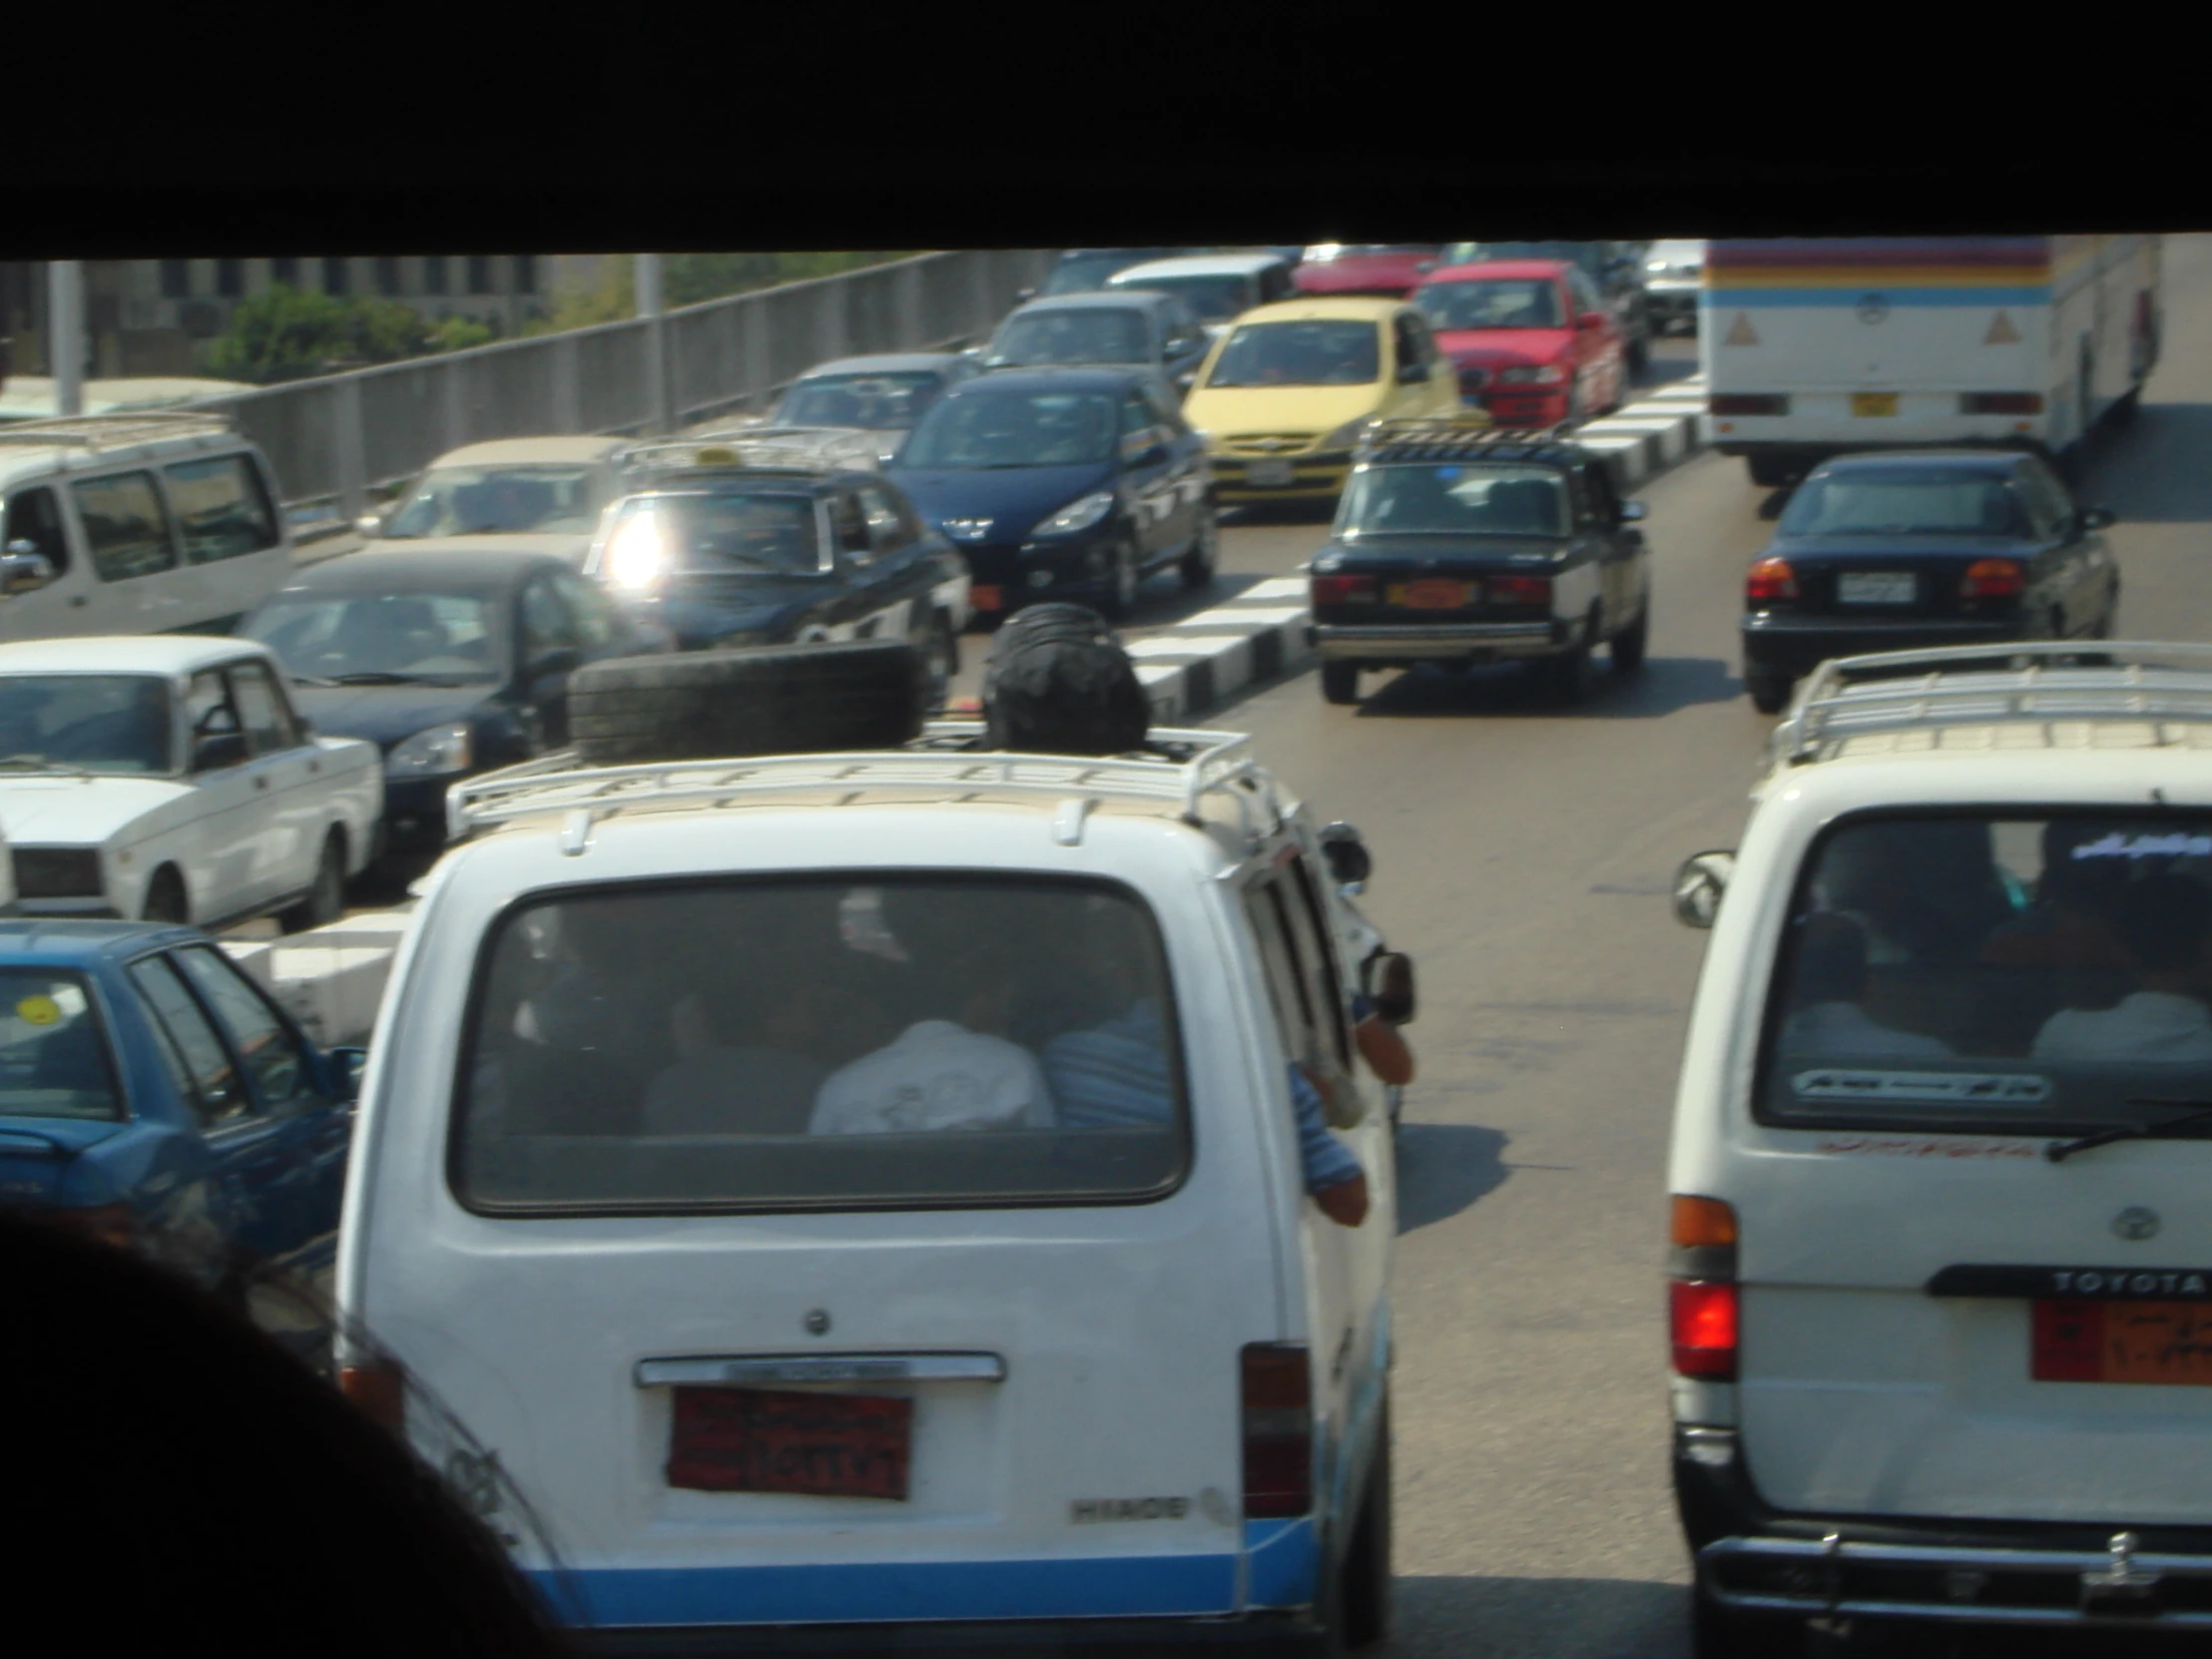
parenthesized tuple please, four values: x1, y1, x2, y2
(340, 1360, 408, 1434)
(1670, 1281, 1740, 1381)
(1241, 1344, 1312, 1517)
(1487, 574, 1552, 607)
(1312, 574, 1378, 605)
(1746, 557, 1799, 602)
(1710, 394, 1789, 416)
(1960, 558, 2025, 598)
(1960, 392, 2043, 415)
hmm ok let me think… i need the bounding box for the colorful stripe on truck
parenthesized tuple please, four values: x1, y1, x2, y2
(1703, 238, 2053, 308)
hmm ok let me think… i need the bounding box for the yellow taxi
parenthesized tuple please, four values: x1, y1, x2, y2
(1181, 295, 1475, 505)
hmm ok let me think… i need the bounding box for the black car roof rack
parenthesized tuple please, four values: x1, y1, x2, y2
(1356, 415, 1581, 463)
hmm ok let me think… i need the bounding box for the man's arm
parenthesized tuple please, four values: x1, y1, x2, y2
(1289, 1063, 1369, 1228)
(1350, 991, 1413, 1087)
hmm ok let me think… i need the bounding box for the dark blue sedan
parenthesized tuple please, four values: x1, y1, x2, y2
(0, 919, 357, 1335)
(1741, 448, 2121, 713)
(889, 367, 1219, 621)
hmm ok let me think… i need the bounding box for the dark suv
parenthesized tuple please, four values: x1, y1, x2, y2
(1445, 242, 1653, 376)
(1306, 419, 1652, 707)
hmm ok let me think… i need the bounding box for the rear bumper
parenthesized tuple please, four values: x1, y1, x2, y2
(573, 1612, 1321, 1658)
(1678, 1426, 2212, 1630)
(1314, 619, 1568, 665)
(1741, 613, 2025, 678)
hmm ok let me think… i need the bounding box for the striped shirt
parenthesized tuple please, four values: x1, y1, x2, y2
(1044, 999, 1364, 1195)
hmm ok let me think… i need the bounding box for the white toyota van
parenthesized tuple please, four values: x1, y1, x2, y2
(0, 412, 296, 643)
(335, 724, 1404, 1653)
(1668, 641, 2212, 1652)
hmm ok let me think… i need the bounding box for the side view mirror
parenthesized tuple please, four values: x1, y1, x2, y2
(1363, 950, 1416, 1025)
(1, 542, 57, 597)
(1013, 287, 1037, 304)
(1580, 311, 1609, 332)
(1620, 500, 1648, 523)
(530, 647, 583, 678)
(327, 1045, 368, 1103)
(1318, 822, 1373, 890)
(2079, 505, 2117, 531)
(1673, 850, 1736, 929)
(960, 345, 985, 361)
(194, 732, 250, 773)
(354, 514, 384, 537)
(1397, 360, 1429, 384)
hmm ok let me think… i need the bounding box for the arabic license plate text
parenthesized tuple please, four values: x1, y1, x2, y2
(667, 1386, 912, 1498)
(1389, 579, 1473, 609)
(1838, 572, 1917, 605)
(1852, 392, 1900, 417)
(1247, 459, 1296, 487)
(2033, 1301, 2212, 1385)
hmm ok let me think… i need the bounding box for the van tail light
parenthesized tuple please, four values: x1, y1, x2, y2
(1312, 574, 1378, 606)
(1670, 1195, 1740, 1382)
(1487, 574, 1553, 608)
(1710, 394, 1789, 416)
(1960, 558, 2025, 599)
(1746, 557, 1799, 603)
(1241, 1343, 1312, 1518)
(340, 1360, 408, 1435)
(1960, 392, 2043, 415)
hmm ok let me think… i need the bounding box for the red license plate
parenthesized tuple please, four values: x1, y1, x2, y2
(1389, 579, 1473, 610)
(668, 1387, 913, 1498)
(970, 585, 1003, 611)
(2033, 1301, 2212, 1384)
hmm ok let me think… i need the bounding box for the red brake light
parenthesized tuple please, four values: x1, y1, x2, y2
(1487, 574, 1552, 607)
(1746, 557, 1799, 602)
(340, 1360, 408, 1434)
(1241, 1344, 1312, 1517)
(1670, 1281, 1740, 1381)
(1960, 558, 2026, 598)
(1312, 574, 1377, 605)
(1960, 392, 2043, 415)
(1710, 394, 1789, 417)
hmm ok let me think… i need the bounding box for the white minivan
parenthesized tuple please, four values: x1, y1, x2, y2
(0, 412, 296, 643)
(1667, 641, 2212, 1652)
(336, 725, 1403, 1652)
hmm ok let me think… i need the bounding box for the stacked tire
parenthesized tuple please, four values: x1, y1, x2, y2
(566, 640, 927, 766)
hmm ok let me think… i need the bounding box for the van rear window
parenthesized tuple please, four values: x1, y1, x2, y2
(1758, 814, 2212, 1136)
(451, 875, 1190, 1214)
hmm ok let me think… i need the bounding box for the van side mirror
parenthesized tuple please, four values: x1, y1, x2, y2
(1318, 822, 1373, 890)
(1397, 359, 1429, 384)
(1363, 951, 1416, 1024)
(2079, 506, 2117, 531)
(529, 647, 583, 679)
(1579, 310, 1607, 331)
(1013, 287, 1037, 304)
(194, 732, 250, 773)
(1, 542, 56, 596)
(1620, 500, 1648, 522)
(1673, 850, 1736, 929)
(328, 1046, 368, 1103)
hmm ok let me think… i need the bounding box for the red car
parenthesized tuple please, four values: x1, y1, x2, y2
(1290, 244, 1443, 300)
(1410, 259, 1628, 427)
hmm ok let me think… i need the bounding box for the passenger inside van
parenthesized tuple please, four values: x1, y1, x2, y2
(1780, 913, 1955, 1060)
(642, 976, 832, 1137)
(1816, 820, 2016, 966)
(2032, 874, 2212, 1063)
(1980, 821, 2133, 971)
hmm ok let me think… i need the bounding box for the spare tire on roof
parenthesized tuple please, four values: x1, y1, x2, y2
(567, 639, 927, 765)
(981, 603, 1152, 757)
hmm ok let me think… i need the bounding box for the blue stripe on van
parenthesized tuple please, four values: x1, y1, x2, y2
(1245, 1517, 1321, 1607)
(532, 1552, 1244, 1628)
(1702, 286, 2049, 308)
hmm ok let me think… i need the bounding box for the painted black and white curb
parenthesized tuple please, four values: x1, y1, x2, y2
(1135, 375, 1708, 724)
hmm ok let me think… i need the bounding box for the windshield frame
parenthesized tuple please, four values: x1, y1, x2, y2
(0, 672, 180, 778)
(0, 965, 128, 1124)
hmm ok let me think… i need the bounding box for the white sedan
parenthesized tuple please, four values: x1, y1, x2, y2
(0, 637, 381, 931)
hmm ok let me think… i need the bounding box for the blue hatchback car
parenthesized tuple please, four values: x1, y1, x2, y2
(888, 366, 1219, 622)
(0, 919, 358, 1320)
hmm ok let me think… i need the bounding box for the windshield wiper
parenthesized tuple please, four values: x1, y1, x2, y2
(2047, 1100, 2212, 1163)
(0, 753, 92, 777)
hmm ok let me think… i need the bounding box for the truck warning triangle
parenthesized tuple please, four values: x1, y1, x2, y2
(1724, 311, 1759, 347)
(1984, 310, 2021, 345)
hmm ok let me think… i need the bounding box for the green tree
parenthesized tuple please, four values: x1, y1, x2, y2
(523, 252, 922, 335)
(202, 285, 511, 382)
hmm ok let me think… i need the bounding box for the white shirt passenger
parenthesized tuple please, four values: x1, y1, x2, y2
(810, 1020, 1055, 1135)
(1782, 1001, 1954, 1060)
(2032, 992, 2212, 1064)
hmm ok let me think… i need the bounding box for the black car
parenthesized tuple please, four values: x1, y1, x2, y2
(888, 366, 1218, 623)
(238, 546, 669, 858)
(1020, 249, 1186, 301)
(1305, 420, 1651, 707)
(1740, 447, 2121, 713)
(766, 352, 980, 463)
(585, 433, 967, 697)
(1446, 242, 1653, 375)
(974, 292, 1214, 396)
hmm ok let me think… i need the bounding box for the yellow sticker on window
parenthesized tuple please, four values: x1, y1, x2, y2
(16, 995, 62, 1026)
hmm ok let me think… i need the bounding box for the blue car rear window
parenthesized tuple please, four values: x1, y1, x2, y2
(0, 968, 123, 1121)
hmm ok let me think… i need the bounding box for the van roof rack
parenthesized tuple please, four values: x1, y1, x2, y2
(1772, 641, 2212, 768)
(446, 722, 1286, 848)
(0, 409, 236, 450)
(1355, 415, 1594, 463)
(613, 427, 881, 476)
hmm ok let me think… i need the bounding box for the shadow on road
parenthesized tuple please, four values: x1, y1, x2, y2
(1389, 1574, 1689, 1659)
(1393, 1123, 1509, 1234)
(1353, 656, 1740, 721)
(1225, 500, 1338, 530)
(2077, 401, 2212, 523)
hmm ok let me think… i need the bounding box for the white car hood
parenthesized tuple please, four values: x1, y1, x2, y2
(0, 776, 196, 846)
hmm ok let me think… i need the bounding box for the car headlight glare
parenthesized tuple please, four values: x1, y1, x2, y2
(1034, 490, 1117, 537)
(1496, 364, 1568, 385)
(387, 723, 474, 777)
(1322, 415, 1377, 450)
(605, 511, 671, 591)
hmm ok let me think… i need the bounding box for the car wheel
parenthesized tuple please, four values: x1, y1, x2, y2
(1321, 662, 1363, 706)
(279, 831, 347, 934)
(1339, 1395, 1393, 1649)
(142, 867, 189, 926)
(1690, 1589, 1804, 1659)
(1101, 540, 1141, 621)
(1541, 618, 1598, 705)
(1612, 595, 1649, 673)
(1180, 503, 1221, 591)
(1746, 455, 1797, 489)
(918, 610, 958, 713)
(1746, 667, 1794, 715)
(567, 639, 927, 765)
(1627, 331, 1650, 378)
